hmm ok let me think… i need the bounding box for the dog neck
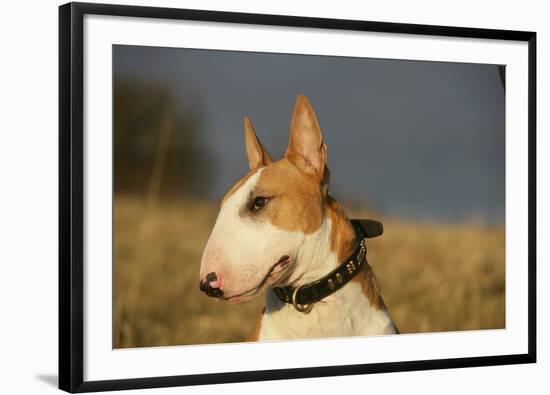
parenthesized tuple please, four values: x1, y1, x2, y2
(279, 195, 357, 288)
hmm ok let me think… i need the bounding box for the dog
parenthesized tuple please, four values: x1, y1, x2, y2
(199, 95, 397, 341)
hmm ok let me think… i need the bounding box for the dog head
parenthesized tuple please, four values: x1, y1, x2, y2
(199, 95, 332, 303)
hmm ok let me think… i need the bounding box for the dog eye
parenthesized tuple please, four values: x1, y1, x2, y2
(250, 196, 269, 212)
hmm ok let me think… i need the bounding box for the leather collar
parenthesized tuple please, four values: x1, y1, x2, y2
(273, 219, 383, 313)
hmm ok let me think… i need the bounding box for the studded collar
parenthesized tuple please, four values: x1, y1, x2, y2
(273, 219, 383, 313)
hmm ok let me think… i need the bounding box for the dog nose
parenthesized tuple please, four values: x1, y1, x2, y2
(199, 272, 224, 298)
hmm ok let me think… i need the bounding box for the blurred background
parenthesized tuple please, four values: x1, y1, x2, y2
(113, 45, 505, 348)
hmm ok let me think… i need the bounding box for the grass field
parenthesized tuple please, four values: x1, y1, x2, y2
(113, 196, 505, 348)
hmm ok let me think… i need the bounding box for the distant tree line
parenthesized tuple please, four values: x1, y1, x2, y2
(114, 79, 212, 197)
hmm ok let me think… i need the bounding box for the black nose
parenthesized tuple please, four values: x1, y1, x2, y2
(206, 272, 218, 282)
(199, 272, 224, 298)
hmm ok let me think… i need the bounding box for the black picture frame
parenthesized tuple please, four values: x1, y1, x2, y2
(59, 2, 537, 393)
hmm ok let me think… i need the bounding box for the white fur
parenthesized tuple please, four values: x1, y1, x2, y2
(260, 283, 396, 340)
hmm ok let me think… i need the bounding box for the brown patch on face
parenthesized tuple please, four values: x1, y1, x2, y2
(246, 308, 265, 341)
(221, 169, 259, 205)
(253, 159, 324, 234)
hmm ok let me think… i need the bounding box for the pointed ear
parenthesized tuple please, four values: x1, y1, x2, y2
(285, 95, 328, 179)
(243, 116, 273, 170)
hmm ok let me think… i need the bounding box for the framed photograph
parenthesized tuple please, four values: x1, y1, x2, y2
(59, 2, 536, 392)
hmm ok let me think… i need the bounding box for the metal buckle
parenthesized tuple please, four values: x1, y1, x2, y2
(292, 285, 314, 314)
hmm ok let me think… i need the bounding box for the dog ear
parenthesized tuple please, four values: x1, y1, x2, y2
(243, 116, 273, 170)
(285, 95, 327, 180)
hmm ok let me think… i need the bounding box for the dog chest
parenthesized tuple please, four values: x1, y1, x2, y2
(258, 284, 396, 340)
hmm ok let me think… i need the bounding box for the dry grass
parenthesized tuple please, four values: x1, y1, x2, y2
(114, 196, 504, 348)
